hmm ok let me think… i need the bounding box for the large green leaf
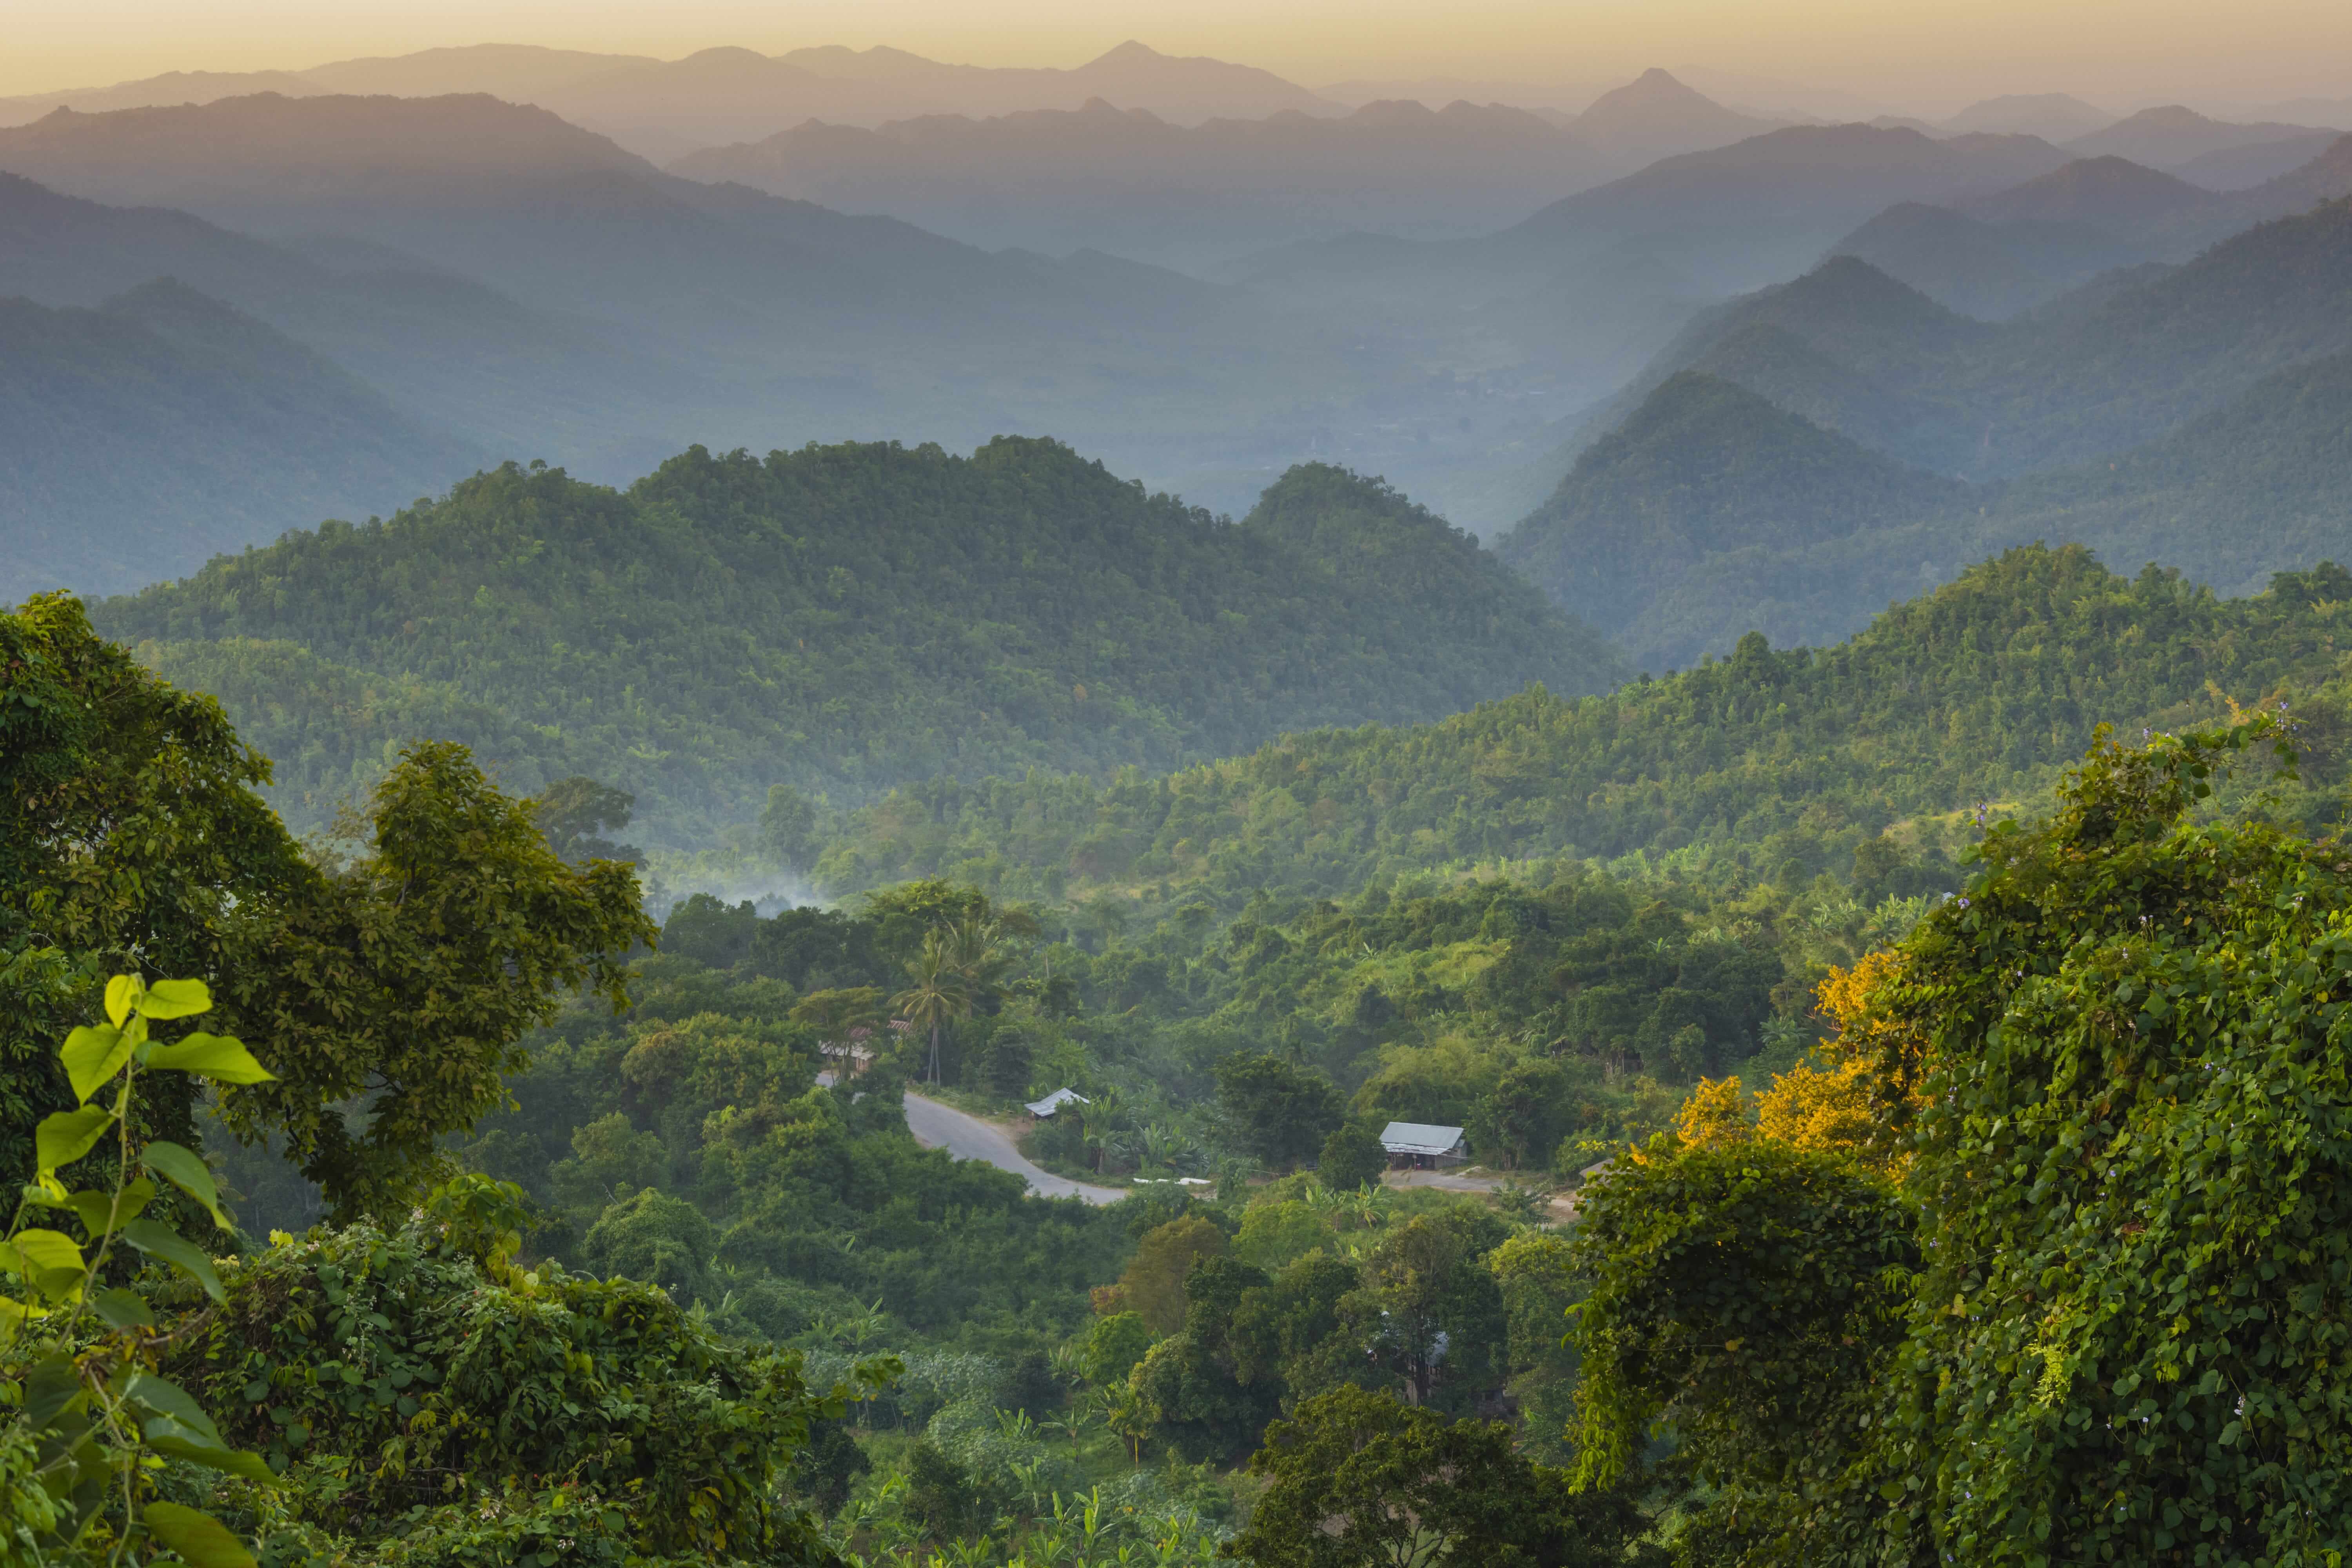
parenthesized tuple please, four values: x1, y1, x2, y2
(143, 1142, 230, 1230)
(144, 1033, 275, 1085)
(60, 1024, 132, 1104)
(144, 1421, 278, 1484)
(64, 1177, 155, 1240)
(24, 1353, 80, 1428)
(11, 1228, 88, 1299)
(127, 1373, 224, 1445)
(121, 1219, 224, 1301)
(135, 978, 212, 1020)
(91, 1287, 154, 1331)
(103, 975, 140, 1028)
(142, 1502, 255, 1568)
(36, 1105, 116, 1174)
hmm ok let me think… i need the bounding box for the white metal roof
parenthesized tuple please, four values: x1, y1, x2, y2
(1380, 1121, 1466, 1156)
(1026, 1087, 1090, 1118)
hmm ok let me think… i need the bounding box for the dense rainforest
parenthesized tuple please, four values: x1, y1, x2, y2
(808, 544, 2352, 907)
(90, 440, 1623, 846)
(16, 479, 2352, 1563)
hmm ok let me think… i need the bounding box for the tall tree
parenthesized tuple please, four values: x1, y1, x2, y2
(1235, 1385, 1651, 1568)
(3, 595, 653, 1220)
(2, 593, 303, 1174)
(890, 930, 973, 1084)
(532, 775, 642, 866)
(1863, 716, 2352, 1561)
(214, 742, 655, 1219)
(1215, 1053, 1343, 1171)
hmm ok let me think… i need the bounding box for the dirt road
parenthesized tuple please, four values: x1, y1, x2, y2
(901, 1090, 1127, 1205)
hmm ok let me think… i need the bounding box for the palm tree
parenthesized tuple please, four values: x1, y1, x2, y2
(949, 914, 1016, 1006)
(891, 930, 974, 1084)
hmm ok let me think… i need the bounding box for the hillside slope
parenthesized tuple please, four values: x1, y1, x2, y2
(1603, 197, 2352, 480)
(1501, 343, 2352, 665)
(1824, 201, 2136, 319)
(667, 97, 1596, 267)
(1495, 373, 1966, 669)
(94, 441, 1624, 840)
(808, 545, 2352, 903)
(0, 171, 706, 481)
(0, 280, 478, 600)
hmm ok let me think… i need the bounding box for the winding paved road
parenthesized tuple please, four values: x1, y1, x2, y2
(901, 1090, 1127, 1205)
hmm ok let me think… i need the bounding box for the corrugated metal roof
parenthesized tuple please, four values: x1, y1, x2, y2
(1026, 1087, 1090, 1117)
(1380, 1121, 1466, 1156)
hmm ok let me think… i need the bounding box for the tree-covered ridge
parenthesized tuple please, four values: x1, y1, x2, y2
(0, 278, 479, 603)
(1603, 198, 2352, 483)
(813, 546, 2352, 904)
(94, 439, 1623, 844)
(1496, 371, 1968, 668)
(1508, 337, 2352, 669)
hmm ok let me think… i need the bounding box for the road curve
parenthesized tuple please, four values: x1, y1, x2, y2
(902, 1090, 1127, 1206)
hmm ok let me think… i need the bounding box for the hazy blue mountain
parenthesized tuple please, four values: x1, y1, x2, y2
(1495, 371, 1966, 667)
(0, 70, 324, 126)
(0, 169, 702, 481)
(2064, 105, 2327, 167)
(1494, 335, 2352, 670)
(0, 279, 477, 601)
(1491, 195, 2352, 664)
(1567, 68, 1781, 171)
(1497, 123, 2073, 291)
(668, 96, 1597, 268)
(0, 92, 1376, 466)
(2171, 131, 2344, 190)
(1955, 155, 2223, 228)
(538, 39, 1334, 159)
(1940, 93, 2116, 142)
(1602, 196, 2352, 479)
(1826, 201, 2136, 318)
(0, 40, 1334, 160)
(1820, 134, 2352, 318)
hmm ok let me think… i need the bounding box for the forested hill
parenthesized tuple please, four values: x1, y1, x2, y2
(0, 279, 479, 601)
(813, 544, 2352, 902)
(93, 439, 1624, 842)
(1495, 372, 1967, 670)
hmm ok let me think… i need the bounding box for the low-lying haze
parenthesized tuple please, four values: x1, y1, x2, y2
(12, 0, 2352, 119)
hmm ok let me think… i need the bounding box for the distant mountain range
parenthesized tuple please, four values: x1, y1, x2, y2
(0, 279, 477, 601)
(1940, 93, 2116, 143)
(0, 41, 1339, 160)
(1494, 371, 1966, 663)
(2063, 105, 2330, 169)
(1496, 194, 2352, 667)
(1568, 68, 1784, 171)
(0, 92, 1421, 516)
(661, 66, 1823, 269)
(670, 97, 1599, 267)
(1824, 135, 2352, 317)
(0, 83, 1791, 540)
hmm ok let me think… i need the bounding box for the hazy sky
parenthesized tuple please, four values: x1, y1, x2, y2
(9, 0, 2350, 113)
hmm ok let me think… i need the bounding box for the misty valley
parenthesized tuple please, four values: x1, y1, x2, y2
(10, 28, 2352, 1568)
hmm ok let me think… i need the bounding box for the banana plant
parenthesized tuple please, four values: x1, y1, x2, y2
(0, 974, 280, 1566)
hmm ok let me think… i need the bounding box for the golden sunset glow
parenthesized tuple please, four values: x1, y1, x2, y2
(8, 0, 2348, 111)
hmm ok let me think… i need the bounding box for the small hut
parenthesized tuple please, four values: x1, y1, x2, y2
(1380, 1122, 1468, 1170)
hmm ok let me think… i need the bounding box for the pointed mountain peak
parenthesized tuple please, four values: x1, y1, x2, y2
(1599, 67, 1713, 105)
(1092, 41, 1167, 65)
(1573, 67, 1772, 153)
